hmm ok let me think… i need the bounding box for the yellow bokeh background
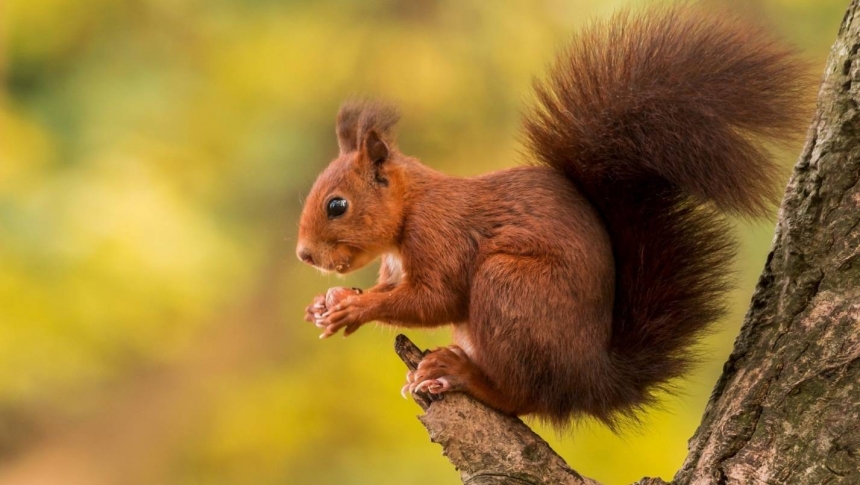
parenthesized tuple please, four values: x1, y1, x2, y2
(0, 0, 845, 484)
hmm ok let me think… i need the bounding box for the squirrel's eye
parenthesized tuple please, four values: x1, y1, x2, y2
(327, 197, 348, 219)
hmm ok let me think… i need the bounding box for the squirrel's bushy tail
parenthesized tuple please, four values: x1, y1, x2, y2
(524, 5, 811, 423)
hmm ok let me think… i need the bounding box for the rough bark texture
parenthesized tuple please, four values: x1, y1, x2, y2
(395, 2, 860, 484)
(675, 1, 860, 483)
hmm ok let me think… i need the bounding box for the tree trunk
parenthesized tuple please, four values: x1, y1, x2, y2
(397, 1, 860, 483)
(674, 1, 860, 483)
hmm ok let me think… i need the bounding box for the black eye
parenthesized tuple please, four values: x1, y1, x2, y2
(327, 197, 348, 219)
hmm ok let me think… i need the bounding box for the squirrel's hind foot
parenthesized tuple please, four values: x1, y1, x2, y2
(403, 346, 473, 398)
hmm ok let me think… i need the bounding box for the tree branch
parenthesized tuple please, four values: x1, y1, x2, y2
(394, 335, 603, 485)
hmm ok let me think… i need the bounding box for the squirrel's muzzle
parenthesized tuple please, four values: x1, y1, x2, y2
(296, 244, 315, 266)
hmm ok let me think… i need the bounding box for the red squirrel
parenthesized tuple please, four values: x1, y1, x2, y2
(296, 6, 810, 426)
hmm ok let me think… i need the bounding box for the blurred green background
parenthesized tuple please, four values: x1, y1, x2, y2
(0, 0, 845, 483)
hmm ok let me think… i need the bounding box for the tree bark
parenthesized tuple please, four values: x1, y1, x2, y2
(396, 1, 860, 483)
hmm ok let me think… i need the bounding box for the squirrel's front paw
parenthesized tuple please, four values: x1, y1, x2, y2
(304, 294, 327, 328)
(304, 287, 363, 336)
(318, 289, 366, 339)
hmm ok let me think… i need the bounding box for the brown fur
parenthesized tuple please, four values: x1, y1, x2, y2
(297, 5, 812, 427)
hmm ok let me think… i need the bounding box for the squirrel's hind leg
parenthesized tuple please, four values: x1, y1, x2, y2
(404, 346, 524, 415)
(466, 252, 613, 421)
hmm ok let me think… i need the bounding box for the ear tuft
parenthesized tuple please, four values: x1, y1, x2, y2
(335, 100, 400, 154)
(336, 103, 362, 154)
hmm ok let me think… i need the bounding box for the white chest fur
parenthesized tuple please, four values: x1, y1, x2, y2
(382, 252, 405, 285)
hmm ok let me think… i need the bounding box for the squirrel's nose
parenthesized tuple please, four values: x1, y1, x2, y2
(296, 244, 315, 266)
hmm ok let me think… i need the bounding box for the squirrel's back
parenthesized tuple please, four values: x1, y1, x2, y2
(522, 5, 811, 423)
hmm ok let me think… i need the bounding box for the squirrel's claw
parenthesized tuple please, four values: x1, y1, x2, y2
(427, 377, 450, 394)
(401, 370, 416, 399)
(411, 378, 451, 395)
(413, 380, 431, 393)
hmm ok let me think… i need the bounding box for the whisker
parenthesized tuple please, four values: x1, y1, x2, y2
(335, 239, 369, 251)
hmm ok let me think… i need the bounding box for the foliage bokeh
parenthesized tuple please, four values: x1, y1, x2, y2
(0, 0, 845, 483)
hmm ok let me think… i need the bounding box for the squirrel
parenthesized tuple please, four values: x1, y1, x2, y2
(296, 5, 811, 427)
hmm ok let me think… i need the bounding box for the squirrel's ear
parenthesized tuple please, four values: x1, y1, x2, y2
(363, 130, 389, 165)
(336, 100, 400, 156)
(363, 130, 390, 186)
